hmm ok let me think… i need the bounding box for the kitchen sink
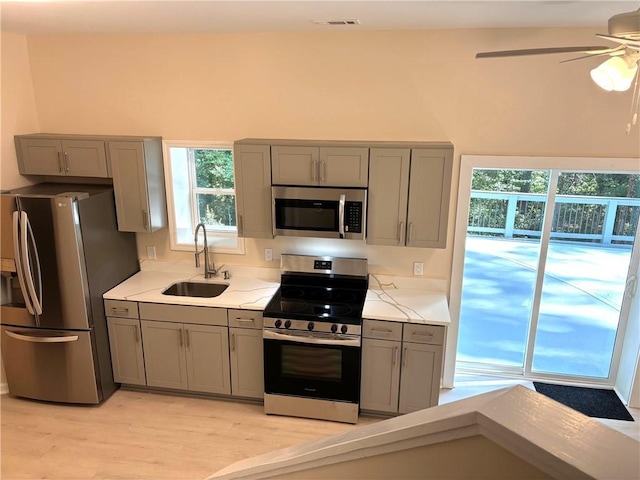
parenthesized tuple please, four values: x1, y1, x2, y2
(161, 281, 229, 298)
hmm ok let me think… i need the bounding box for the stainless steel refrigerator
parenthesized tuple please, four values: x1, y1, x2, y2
(0, 183, 139, 404)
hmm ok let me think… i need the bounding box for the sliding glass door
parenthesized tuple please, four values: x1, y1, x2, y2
(448, 156, 640, 386)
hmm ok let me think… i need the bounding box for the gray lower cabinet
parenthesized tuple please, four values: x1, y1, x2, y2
(228, 309, 264, 398)
(360, 319, 444, 415)
(109, 139, 167, 233)
(106, 316, 146, 386)
(233, 143, 272, 238)
(16, 137, 108, 177)
(367, 145, 453, 248)
(141, 320, 231, 395)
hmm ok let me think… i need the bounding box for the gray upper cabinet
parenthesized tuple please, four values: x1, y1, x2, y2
(109, 139, 167, 233)
(16, 137, 108, 177)
(233, 143, 272, 239)
(367, 145, 453, 249)
(271, 145, 369, 187)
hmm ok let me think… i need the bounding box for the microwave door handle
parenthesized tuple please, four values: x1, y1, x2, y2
(12, 212, 35, 316)
(20, 211, 43, 315)
(338, 194, 346, 238)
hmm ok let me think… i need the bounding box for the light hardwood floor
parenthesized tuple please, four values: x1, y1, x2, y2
(1, 390, 380, 480)
(2, 383, 638, 479)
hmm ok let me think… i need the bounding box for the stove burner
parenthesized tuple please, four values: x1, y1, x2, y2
(281, 287, 305, 298)
(309, 289, 331, 300)
(311, 303, 353, 316)
(279, 299, 308, 313)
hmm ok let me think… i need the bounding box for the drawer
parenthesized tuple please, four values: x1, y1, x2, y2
(104, 300, 139, 319)
(362, 319, 402, 341)
(138, 303, 227, 326)
(228, 309, 263, 329)
(403, 324, 445, 346)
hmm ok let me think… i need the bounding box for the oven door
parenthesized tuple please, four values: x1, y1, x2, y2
(263, 328, 361, 403)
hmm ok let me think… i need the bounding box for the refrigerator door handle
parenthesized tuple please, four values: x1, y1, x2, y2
(5, 330, 79, 343)
(20, 211, 43, 315)
(12, 211, 35, 316)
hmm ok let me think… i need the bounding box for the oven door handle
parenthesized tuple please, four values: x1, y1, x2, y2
(263, 329, 360, 347)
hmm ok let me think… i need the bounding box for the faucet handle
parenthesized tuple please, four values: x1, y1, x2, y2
(223, 270, 231, 280)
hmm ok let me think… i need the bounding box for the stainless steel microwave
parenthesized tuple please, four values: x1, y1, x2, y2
(272, 186, 366, 240)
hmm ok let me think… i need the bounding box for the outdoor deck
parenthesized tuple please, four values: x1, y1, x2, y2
(458, 235, 633, 378)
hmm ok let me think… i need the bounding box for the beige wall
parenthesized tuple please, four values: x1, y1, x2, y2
(275, 435, 552, 479)
(1, 32, 39, 190)
(5, 28, 640, 278)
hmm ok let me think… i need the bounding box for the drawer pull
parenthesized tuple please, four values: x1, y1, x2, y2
(370, 328, 393, 335)
(235, 318, 255, 323)
(413, 332, 434, 337)
(110, 307, 129, 315)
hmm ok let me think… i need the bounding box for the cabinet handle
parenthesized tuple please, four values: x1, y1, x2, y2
(392, 346, 398, 366)
(311, 159, 317, 182)
(178, 329, 183, 347)
(370, 328, 393, 335)
(142, 210, 149, 231)
(235, 318, 255, 323)
(320, 160, 326, 182)
(237, 215, 243, 236)
(134, 324, 139, 344)
(413, 332, 434, 338)
(64, 152, 70, 172)
(110, 307, 129, 316)
(403, 346, 408, 367)
(408, 222, 414, 245)
(230, 332, 236, 352)
(57, 152, 65, 173)
(186, 329, 190, 348)
(399, 222, 405, 245)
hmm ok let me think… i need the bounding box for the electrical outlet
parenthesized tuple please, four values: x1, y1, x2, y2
(413, 262, 424, 276)
(146, 246, 157, 260)
(264, 248, 273, 262)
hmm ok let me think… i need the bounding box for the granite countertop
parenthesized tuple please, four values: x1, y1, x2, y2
(104, 263, 450, 324)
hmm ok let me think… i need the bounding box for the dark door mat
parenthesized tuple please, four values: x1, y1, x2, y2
(533, 382, 634, 421)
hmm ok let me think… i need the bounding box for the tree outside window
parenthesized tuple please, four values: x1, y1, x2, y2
(193, 149, 236, 230)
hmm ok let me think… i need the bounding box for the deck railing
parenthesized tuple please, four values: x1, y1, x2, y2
(468, 191, 640, 245)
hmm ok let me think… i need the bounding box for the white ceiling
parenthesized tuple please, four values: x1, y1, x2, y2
(1, 1, 639, 35)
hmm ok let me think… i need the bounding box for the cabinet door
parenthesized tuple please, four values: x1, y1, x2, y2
(398, 342, 443, 414)
(106, 317, 146, 386)
(406, 148, 453, 248)
(62, 140, 108, 177)
(271, 146, 318, 185)
(319, 147, 369, 187)
(233, 144, 273, 238)
(229, 327, 263, 398)
(140, 320, 188, 390)
(184, 324, 231, 395)
(360, 338, 401, 413)
(17, 138, 64, 176)
(366, 148, 410, 246)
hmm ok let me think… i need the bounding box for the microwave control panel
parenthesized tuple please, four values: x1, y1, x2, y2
(344, 202, 362, 233)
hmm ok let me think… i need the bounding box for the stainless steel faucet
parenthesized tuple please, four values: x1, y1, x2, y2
(194, 223, 217, 278)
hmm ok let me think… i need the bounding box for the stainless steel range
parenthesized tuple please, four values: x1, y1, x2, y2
(262, 254, 368, 424)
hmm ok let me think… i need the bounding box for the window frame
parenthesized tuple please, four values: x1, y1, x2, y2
(163, 140, 245, 255)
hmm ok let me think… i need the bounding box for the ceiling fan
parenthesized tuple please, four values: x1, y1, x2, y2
(476, 8, 640, 134)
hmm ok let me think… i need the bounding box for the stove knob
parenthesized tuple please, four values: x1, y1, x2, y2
(331, 324, 338, 333)
(307, 322, 315, 331)
(341, 325, 348, 334)
(274, 319, 282, 328)
(284, 320, 292, 329)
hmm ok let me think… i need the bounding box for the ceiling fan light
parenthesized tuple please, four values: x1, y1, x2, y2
(590, 57, 638, 92)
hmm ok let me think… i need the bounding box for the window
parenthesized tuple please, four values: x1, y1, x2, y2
(164, 141, 244, 253)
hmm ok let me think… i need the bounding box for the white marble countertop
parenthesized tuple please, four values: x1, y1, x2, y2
(103, 263, 450, 324)
(363, 274, 451, 326)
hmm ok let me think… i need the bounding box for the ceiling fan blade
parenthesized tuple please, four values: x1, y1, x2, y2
(559, 45, 626, 63)
(476, 46, 612, 58)
(596, 33, 640, 48)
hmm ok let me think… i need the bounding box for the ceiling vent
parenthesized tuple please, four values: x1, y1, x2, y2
(312, 19, 361, 26)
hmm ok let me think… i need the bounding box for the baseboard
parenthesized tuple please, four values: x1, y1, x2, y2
(1, 382, 9, 395)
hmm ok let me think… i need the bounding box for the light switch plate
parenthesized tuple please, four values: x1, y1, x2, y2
(265, 248, 273, 262)
(413, 262, 424, 276)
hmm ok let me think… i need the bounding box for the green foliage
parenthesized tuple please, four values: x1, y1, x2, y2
(194, 149, 236, 227)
